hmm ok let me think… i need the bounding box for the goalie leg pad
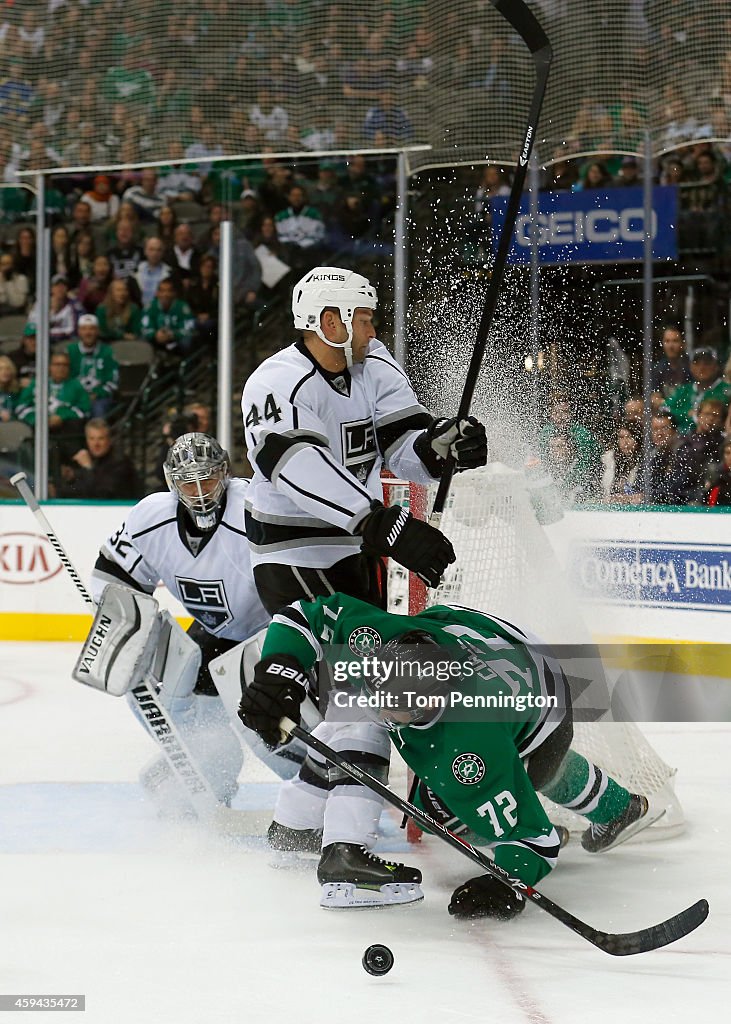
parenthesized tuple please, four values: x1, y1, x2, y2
(128, 693, 244, 808)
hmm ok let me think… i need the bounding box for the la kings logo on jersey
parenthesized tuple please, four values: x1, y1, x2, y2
(341, 418, 377, 484)
(176, 578, 232, 631)
(330, 374, 350, 397)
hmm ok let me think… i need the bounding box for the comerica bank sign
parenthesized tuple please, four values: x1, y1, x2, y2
(491, 186, 678, 264)
(571, 541, 731, 612)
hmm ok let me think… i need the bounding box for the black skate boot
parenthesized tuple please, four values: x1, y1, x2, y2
(317, 843, 423, 909)
(268, 820, 323, 854)
(581, 794, 661, 853)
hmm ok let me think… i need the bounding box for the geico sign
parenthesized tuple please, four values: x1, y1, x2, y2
(0, 532, 63, 584)
(515, 208, 657, 247)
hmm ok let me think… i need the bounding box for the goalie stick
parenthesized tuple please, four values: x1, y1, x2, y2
(431, 0, 553, 525)
(10, 471, 265, 837)
(281, 717, 708, 956)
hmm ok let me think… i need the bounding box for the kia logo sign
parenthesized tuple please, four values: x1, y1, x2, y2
(0, 532, 63, 584)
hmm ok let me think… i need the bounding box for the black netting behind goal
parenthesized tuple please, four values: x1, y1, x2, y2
(4, 0, 729, 175)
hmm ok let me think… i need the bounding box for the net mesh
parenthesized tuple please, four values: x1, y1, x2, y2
(384, 468, 684, 839)
(4, 0, 729, 176)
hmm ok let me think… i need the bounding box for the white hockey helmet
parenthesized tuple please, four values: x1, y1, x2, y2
(164, 432, 231, 531)
(291, 266, 377, 367)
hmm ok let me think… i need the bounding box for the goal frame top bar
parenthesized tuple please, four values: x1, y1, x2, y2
(16, 145, 432, 179)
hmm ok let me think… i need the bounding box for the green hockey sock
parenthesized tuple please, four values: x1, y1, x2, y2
(541, 749, 631, 824)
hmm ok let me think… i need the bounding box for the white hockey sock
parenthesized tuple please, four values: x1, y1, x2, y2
(273, 773, 328, 831)
(319, 720, 390, 849)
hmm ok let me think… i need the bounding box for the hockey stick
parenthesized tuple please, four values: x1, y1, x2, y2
(281, 717, 708, 955)
(430, 0, 553, 525)
(10, 471, 263, 836)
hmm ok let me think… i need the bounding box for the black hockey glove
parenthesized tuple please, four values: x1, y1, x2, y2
(359, 501, 455, 589)
(238, 654, 310, 748)
(414, 417, 488, 477)
(448, 874, 526, 921)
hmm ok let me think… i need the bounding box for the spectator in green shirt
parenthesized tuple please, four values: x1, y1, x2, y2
(663, 347, 731, 435)
(15, 348, 91, 487)
(66, 314, 120, 418)
(141, 278, 195, 357)
(96, 279, 143, 342)
(538, 391, 602, 504)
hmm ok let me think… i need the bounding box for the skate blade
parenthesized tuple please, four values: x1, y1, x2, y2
(597, 805, 667, 853)
(320, 881, 424, 909)
(269, 849, 319, 872)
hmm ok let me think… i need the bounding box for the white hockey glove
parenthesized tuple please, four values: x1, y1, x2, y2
(414, 416, 488, 477)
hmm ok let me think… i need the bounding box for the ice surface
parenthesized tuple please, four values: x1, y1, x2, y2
(1, 642, 729, 1024)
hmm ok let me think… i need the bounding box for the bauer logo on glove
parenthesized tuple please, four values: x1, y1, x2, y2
(238, 653, 311, 748)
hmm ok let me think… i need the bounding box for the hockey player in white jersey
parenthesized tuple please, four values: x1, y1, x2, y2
(240, 267, 488, 904)
(242, 267, 487, 611)
(89, 432, 302, 815)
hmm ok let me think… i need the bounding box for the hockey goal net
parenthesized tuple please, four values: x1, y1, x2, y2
(382, 466, 684, 841)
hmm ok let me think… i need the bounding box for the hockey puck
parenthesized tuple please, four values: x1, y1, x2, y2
(362, 944, 394, 976)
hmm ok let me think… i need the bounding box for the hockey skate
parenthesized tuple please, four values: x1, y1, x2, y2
(317, 843, 423, 909)
(581, 794, 664, 853)
(267, 820, 323, 854)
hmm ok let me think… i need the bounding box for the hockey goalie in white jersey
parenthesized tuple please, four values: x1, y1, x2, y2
(79, 432, 303, 817)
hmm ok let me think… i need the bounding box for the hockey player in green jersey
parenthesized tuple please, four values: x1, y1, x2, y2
(239, 593, 660, 918)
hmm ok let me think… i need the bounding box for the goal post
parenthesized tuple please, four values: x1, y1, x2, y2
(381, 468, 685, 842)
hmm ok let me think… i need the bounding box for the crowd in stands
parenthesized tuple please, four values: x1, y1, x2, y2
(1, 140, 730, 505)
(0, 151, 401, 496)
(468, 139, 731, 258)
(537, 325, 731, 508)
(1, 1, 728, 171)
(0, 0, 729, 505)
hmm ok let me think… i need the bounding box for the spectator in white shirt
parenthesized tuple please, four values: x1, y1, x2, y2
(123, 168, 165, 222)
(81, 175, 121, 223)
(165, 223, 200, 293)
(28, 275, 80, 345)
(134, 236, 172, 308)
(249, 88, 290, 144)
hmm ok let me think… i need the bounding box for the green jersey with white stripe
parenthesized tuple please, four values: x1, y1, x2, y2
(262, 593, 569, 884)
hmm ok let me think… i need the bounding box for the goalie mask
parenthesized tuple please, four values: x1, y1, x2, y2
(361, 630, 449, 729)
(291, 266, 377, 368)
(164, 432, 231, 531)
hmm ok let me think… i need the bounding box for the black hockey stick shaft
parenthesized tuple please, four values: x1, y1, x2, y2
(431, 0, 553, 524)
(11, 471, 94, 605)
(283, 718, 708, 955)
